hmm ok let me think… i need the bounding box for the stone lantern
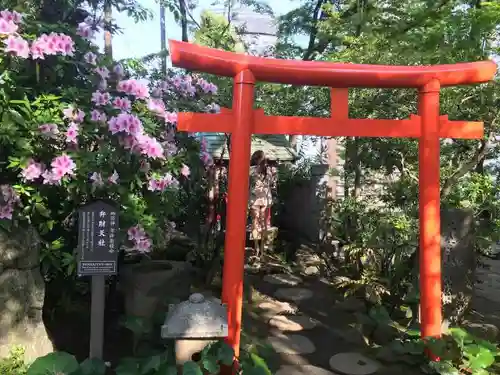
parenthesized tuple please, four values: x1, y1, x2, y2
(161, 293, 228, 364)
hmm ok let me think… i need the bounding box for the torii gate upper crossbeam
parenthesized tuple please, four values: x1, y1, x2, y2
(168, 40, 497, 367)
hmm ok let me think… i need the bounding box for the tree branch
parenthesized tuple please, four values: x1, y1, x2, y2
(440, 139, 489, 198)
(303, 0, 324, 61)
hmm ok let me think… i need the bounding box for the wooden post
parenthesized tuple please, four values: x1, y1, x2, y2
(418, 79, 442, 340)
(221, 70, 255, 358)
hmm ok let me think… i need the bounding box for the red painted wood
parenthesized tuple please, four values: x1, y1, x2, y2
(169, 40, 496, 88)
(178, 111, 483, 139)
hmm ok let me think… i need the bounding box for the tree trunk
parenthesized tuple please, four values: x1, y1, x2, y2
(104, 3, 113, 58)
(179, 0, 189, 42)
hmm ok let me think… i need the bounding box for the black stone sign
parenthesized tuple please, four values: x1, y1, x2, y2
(77, 200, 119, 276)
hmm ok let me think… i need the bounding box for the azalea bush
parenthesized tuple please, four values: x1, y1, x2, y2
(0, 8, 217, 277)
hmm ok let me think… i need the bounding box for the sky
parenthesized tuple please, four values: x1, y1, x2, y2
(105, 0, 299, 61)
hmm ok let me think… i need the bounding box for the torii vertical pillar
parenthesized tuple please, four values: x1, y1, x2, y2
(418, 80, 442, 338)
(222, 70, 255, 356)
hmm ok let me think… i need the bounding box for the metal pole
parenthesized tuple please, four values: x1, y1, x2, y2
(89, 275, 106, 359)
(160, 3, 167, 76)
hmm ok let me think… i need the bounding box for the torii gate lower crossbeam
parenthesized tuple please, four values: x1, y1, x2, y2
(169, 40, 497, 364)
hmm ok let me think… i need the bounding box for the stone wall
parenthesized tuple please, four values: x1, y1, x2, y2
(0, 226, 52, 361)
(280, 164, 330, 242)
(441, 208, 476, 323)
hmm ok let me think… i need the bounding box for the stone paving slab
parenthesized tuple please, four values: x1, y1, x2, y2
(247, 272, 425, 375)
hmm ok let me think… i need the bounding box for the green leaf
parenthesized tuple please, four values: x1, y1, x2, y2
(471, 369, 490, 375)
(247, 353, 271, 375)
(468, 349, 495, 370)
(368, 305, 392, 324)
(35, 202, 51, 218)
(161, 365, 178, 375)
(120, 316, 152, 335)
(427, 360, 460, 375)
(217, 343, 235, 366)
(140, 354, 163, 374)
(449, 328, 473, 345)
(181, 361, 202, 375)
(27, 352, 79, 375)
(77, 358, 107, 375)
(201, 355, 219, 373)
(115, 358, 141, 375)
(8, 108, 26, 125)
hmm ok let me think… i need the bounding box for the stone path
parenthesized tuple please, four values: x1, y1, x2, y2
(243, 266, 425, 375)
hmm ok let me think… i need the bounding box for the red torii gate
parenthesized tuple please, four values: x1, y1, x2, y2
(169, 40, 497, 357)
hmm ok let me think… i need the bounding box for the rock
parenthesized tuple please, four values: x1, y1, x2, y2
(440, 209, 476, 323)
(275, 365, 338, 375)
(263, 273, 302, 286)
(268, 333, 316, 354)
(119, 260, 194, 319)
(0, 227, 53, 361)
(335, 297, 366, 313)
(461, 322, 499, 342)
(329, 353, 380, 375)
(257, 300, 298, 318)
(274, 288, 313, 302)
(303, 265, 320, 276)
(268, 314, 318, 331)
(0, 225, 40, 269)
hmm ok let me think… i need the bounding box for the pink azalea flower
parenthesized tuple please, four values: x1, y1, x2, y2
(127, 225, 146, 241)
(135, 237, 152, 253)
(136, 134, 165, 159)
(197, 78, 218, 94)
(91, 110, 107, 123)
(30, 40, 45, 60)
(107, 113, 144, 136)
(108, 170, 119, 184)
(4, 35, 29, 58)
(206, 103, 221, 113)
(62, 105, 85, 123)
(201, 151, 213, 166)
(50, 154, 76, 177)
(163, 141, 178, 157)
(200, 137, 208, 152)
(39, 123, 59, 138)
(112, 97, 131, 112)
(151, 88, 163, 98)
(0, 18, 17, 35)
(98, 79, 108, 91)
(147, 173, 179, 192)
(0, 204, 13, 220)
(84, 51, 97, 65)
(65, 123, 79, 144)
(113, 64, 124, 77)
(76, 22, 94, 40)
(91, 91, 111, 106)
(180, 164, 190, 177)
(21, 160, 45, 181)
(164, 111, 178, 124)
(117, 79, 149, 99)
(41, 170, 60, 185)
(95, 67, 109, 80)
(0, 10, 22, 24)
(147, 98, 165, 116)
(33, 33, 75, 57)
(0, 184, 19, 204)
(90, 172, 104, 187)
